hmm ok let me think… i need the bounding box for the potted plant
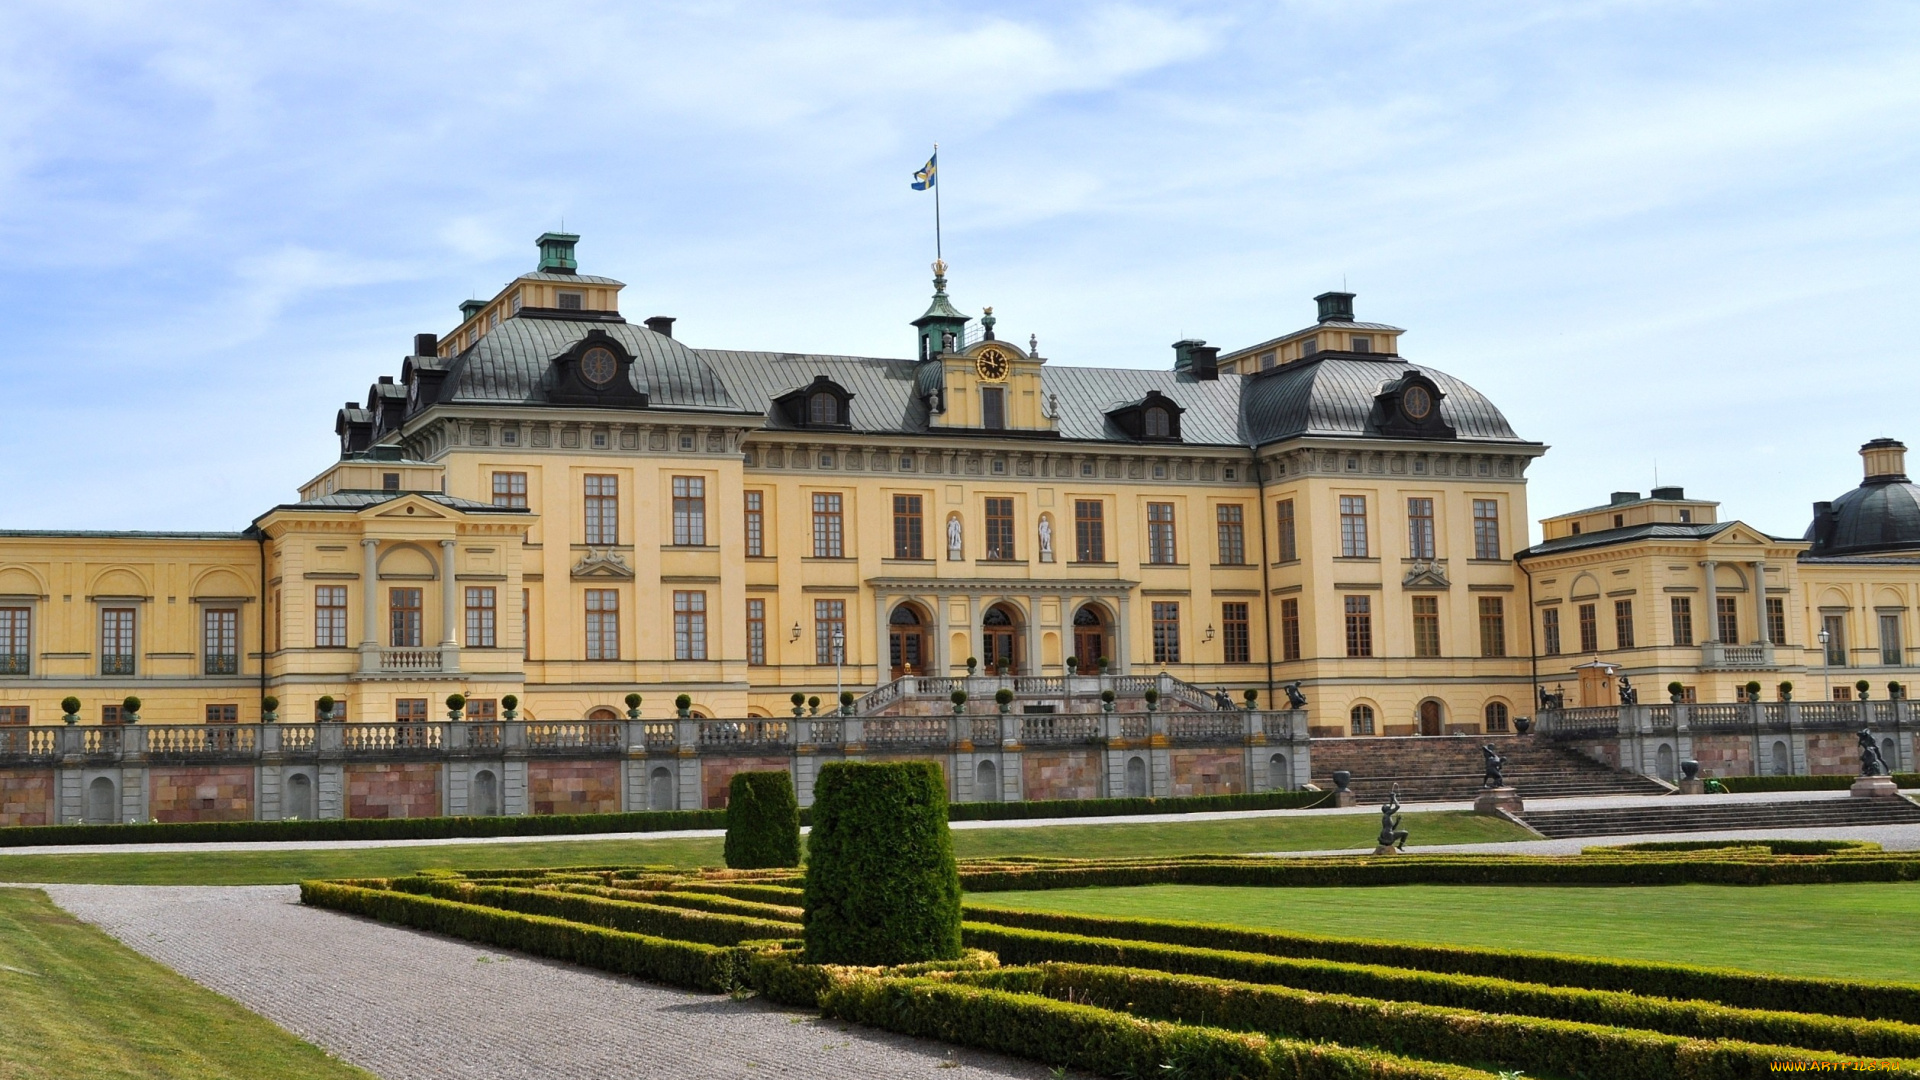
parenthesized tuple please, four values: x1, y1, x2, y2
(675, 693, 693, 719)
(1744, 681, 1762, 704)
(60, 696, 80, 725)
(807, 695, 820, 716)
(446, 693, 467, 721)
(1244, 688, 1260, 711)
(1066, 655, 1078, 675)
(260, 696, 279, 723)
(1100, 688, 1116, 714)
(995, 687, 1014, 714)
(996, 657, 1011, 677)
(839, 690, 855, 716)
(1143, 687, 1160, 713)
(625, 692, 644, 720)
(120, 695, 141, 723)
(790, 691, 807, 717)
(1891, 682, 1905, 701)
(950, 688, 968, 715)
(1667, 681, 1684, 704)
(316, 695, 336, 722)
(501, 694, 518, 721)
(1096, 656, 1110, 674)
(1778, 682, 1793, 703)
(965, 656, 978, 675)
(1857, 679, 1872, 701)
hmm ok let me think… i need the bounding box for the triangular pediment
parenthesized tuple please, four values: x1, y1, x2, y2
(373, 497, 449, 520)
(1707, 522, 1774, 546)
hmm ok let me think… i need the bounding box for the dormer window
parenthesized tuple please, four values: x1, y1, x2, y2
(1107, 389, 1184, 443)
(1350, 335, 1372, 353)
(777, 375, 854, 430)
(809, 392, 841, 426)
(1144, 407, 1171, 439)
(557, 291, 583, 311)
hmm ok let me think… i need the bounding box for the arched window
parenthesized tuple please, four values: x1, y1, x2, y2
(890, 605, 921, 625)
(1144, 407, 1170, 438)
(808, 392, 839, 425)
(1349, 704, 1376, 736)
(1483, 702, 1509, 733)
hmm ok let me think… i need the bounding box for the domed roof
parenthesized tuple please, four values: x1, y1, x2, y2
(1239, 354, 1526, 445)
(1805, 440, 1920, 557)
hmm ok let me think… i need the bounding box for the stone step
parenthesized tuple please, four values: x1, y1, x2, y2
(1516, 796, 1920, 838)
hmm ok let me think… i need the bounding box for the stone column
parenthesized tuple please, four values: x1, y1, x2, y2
(1751, 561, 1770, 645)
(1116, 593, 1132, 674)
(440, 540, 459, 646)
(1702, 560, 1720, 643)
(966, 594, 981, 671)
(361, 538, 381, 645)
(1026, 593, 1043, 676)
(933, 594, 951, 675)
(874, 593, 889, 682)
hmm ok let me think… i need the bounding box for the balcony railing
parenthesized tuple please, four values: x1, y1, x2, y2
(696, 720, 791, 749)
(527, 722, 622, 752)
(203, 654, 239, 676)
(1169, 714, 1245, 743)
(1539, 699, 1912, 739)
(1701, 642, 1775, 670)
(864, 717, 951, 748)
(0, 726, 57, 759)
(1020, 715, 1101, 744)
(0, 654, 27, 675)
(379, 648, 443, 672)
(100, 655, 135, 676)
(147, 725, 258, 757)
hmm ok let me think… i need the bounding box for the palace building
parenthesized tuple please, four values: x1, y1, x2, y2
(3, 232, 1919, 750)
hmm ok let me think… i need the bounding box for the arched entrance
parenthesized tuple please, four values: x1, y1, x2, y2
(1418, 699, 1444, 736)
(982, 603, 1022, 674)
(1071, 605, 1110, 670)
(86, 776, 116, 824)
(975, 760, 998, 801)
(587, 707, 620, 720)
(889, 603, 929, 678)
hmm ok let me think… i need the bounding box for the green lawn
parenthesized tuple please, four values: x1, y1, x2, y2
(970, 881, 1920, 982)
(0, 887, 374, 1079)
(0, 810, 1522, 886)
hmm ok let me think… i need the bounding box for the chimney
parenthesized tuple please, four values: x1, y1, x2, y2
(1172, 339, 1204, 371)
(536, 231, 580, 274)
(644, 316, 676, 338)
(1609, 491, 1640, 505)
(1314, 291, 1356, 323)
(1190, 345, 1220, 381)
(413, 333, 438, 357)
(1650, 486, 1685, 500)
(1861, 438, 1909, 483)
(1811, 501, 1837, 548)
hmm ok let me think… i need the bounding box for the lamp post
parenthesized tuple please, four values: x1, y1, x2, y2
(1819, 627, 1832, 703)
(833, 625, 846, 715)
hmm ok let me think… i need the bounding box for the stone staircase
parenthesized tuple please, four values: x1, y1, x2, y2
(1516, 794, 1920, 839)
(1309, 735, 1668, 804)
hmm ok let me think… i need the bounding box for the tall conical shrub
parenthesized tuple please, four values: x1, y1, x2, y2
(723, 770, 801, 869)
(802, 761, 960, 965)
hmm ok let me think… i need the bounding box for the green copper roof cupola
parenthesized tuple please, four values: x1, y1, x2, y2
(911, 259, 970, 362)
(536, 231, 580, 275)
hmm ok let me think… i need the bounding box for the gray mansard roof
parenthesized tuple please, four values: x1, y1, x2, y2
(414, 313, 1533, 451)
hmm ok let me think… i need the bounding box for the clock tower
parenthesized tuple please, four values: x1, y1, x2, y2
(911, 260, 969, 362)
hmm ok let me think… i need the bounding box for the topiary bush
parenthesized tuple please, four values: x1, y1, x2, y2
(723, 770, 801, 870)
(803, 761, 962, 965)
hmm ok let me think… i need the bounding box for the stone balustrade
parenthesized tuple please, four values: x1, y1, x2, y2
(1537, 699, 1916, 781)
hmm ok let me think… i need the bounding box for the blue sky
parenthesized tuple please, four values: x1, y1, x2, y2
(2, 2, 1916, 540)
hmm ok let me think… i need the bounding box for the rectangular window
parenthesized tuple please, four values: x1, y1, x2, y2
(1614, 599, 1635, 649)
(893, 494, 924, 559)
(743, 491, 765, 557)
(1767, 597, 1787, 645)
(203, 608, 238, 675)
(674, 591, 708, 660)
(1882, 614, 1903, 666)
(466, 698, 497, 722)
(382, 472, 400, 492)
(1411, 595, 1440, 658)
(1472, 499, 1501, 559)
(812, 493, 844, 557)
(1824, 614, 1847, 666)
(1280, 597, 1302, 660)
(102, 704, 123, 725)
(1716, 596, 1740, 644)
(0, 706, 26, 725)
(981, 386, 1006, 430)
(1578, 603, 1598, 653)
(1146, 502, 1177, 564)
(1074, 500, 1105, 562)
(1542, 607, 1562, 655)
(1349, 705, 1375, 735)
(1480, 597, 1507, 658)
(984, 497, 1016, 560)
(1276, 499, 1297, 562)
(746, 599, 766, 666)
(584, 474, 619, 545)
(465, 587, 496, 648)
(315, 586, 348, 648)
(0, 607, 29, 675)
(1671, 597, 1694, 646)
(1339, 495, 1368, 557)
(388, 588, 423, 648)
(1151, 601, 1181, 664)
(1344, 596, 1373, 657)
(1221, 602, 1250, 664)
(395, 698, 429, 722)
(1216, 504, 1245, 564)
(1407, 497, 1435, 559)
(671, 476, 707, 545)
(557, 291, 583, 311)
(814, 599, 846, 665)
(205, 704, 238, 724)
(586, 589, 620, 660)
(491, 471, 527, 508)
(100, 608, 135, 675)
(1350, 334, 1372, 353)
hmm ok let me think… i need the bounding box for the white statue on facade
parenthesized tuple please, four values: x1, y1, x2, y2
(1038, 514, 1054, 562)
(947, 512, 964, 560)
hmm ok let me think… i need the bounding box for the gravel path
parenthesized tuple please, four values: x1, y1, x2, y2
(38, 883, 1053, 1080)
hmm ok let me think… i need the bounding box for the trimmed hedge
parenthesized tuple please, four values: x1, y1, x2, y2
(959, 962, 1920, 1077)
(299, 880, 745, 991)
(961, 915, 1920, 1029)
(819, 976, 1494, 1080)
(724, 771, 801, 869)
(803, 761, 962, 965)
(1718, 773, 1920, 793)
(562, 885, 803, 923)
(944, 788, 1328, 821)
(671, 881, 806, 905)
(1589, 839, 1883, 856)
(386, 876, 795, 946)
(0, 808, 727, 848)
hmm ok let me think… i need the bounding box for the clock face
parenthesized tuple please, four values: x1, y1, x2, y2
(1402, 384, 1433, 420)
(580, 346, 618, 386)
(975, 348, 1008, 382)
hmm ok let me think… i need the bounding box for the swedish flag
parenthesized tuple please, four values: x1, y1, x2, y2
(912, 152, 937, 190)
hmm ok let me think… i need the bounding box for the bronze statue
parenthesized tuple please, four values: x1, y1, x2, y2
(1537, 686, 1564, 711)
(1859, 728, 1890, 777)
(1377, 787, 1408, 850)
(1481, 744, 1506, 788)
(1618, 675, 1638, 706)
(1283, 682, 1308, 710)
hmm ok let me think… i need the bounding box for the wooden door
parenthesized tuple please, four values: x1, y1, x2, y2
(889, 629, 924, 678)
(983, 628, 1018, 674)
(1419, 700, 1442, 736)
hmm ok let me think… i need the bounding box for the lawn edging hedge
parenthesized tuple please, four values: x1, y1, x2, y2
(961, 910, 1920, 1026)
(298, 880, 746, 991)
(385, 876, 797, 946)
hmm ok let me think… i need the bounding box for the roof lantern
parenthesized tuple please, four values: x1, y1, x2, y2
(1315, 291, 1356, 323)
(911, 259, 970, 362)
(459, 299, 486, 320)
(537, 232, 580, 274)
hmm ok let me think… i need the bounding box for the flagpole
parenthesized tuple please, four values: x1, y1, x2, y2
(932, 143, 942, 264)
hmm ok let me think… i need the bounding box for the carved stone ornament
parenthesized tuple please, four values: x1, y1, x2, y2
(571, 548, 635, 580)
(1402, 560, 1451, 589)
